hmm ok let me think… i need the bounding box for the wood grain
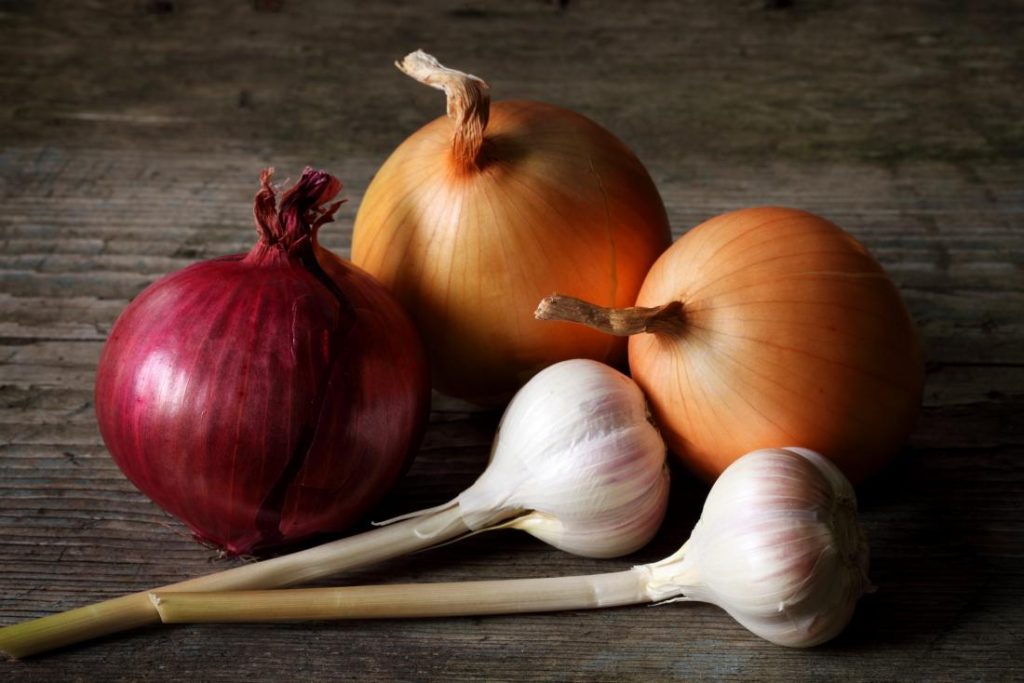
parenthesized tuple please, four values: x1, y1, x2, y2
(1, 0, 1022, 680)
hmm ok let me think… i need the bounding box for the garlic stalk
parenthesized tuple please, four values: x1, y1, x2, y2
(0, 359, 667, 658)
(150, 448, 871, 648)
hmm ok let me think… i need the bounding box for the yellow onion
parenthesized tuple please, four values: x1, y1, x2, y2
(352, 50, 671, 403)
(537, 207, 924, 483)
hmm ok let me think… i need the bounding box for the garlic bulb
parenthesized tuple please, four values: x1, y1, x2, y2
(645, 447, 872, 646)
(150, 448, 871, 649)
(456, 359, 670, 557)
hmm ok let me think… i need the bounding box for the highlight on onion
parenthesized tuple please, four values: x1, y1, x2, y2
(351, 50, 672, 404)
(537, 207, 924, 483)
(94, 168, 430, 556)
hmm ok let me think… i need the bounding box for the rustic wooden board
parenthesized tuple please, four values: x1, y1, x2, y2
(1, 1, 1022, 680)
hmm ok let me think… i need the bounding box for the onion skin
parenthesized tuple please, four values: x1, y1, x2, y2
(95, 169, 430, 555)
(632, 207, 924, 483)
(352, 52, 671, 404)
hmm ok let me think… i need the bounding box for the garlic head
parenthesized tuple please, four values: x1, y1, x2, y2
(457, 359, 669, 558)
(645, 447, 871, 647)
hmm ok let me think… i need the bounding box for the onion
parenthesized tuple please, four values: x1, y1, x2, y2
(536, 207, 924, 483)
(94, 168, 430, 555)
(351, 50, 671, 403)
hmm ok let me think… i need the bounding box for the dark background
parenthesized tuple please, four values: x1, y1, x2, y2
(1, 1, 1021, 680)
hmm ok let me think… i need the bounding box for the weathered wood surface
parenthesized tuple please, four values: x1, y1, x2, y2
(1, 0, 1021, 680)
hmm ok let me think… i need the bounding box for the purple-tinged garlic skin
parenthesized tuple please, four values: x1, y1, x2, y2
(646, 447, 871, 647)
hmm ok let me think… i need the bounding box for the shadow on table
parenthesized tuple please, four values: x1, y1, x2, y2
(827, 448, 987, 651)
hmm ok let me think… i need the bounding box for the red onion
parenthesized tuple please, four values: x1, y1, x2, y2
(94, 168, 430, 555)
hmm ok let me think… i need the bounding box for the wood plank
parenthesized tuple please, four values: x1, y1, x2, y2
(1, 0, 1022, 680)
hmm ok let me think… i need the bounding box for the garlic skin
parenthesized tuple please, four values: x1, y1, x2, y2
(456, 359, 670, 558)
(646, 447, 871, 647)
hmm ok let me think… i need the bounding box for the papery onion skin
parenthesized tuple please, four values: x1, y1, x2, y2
(630, 207, 924, 483)
(352, 52, 671, 404)
(95, 169, 430, 556)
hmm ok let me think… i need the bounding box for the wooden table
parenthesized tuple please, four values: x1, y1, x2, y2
(2, 1, 1021, 680)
